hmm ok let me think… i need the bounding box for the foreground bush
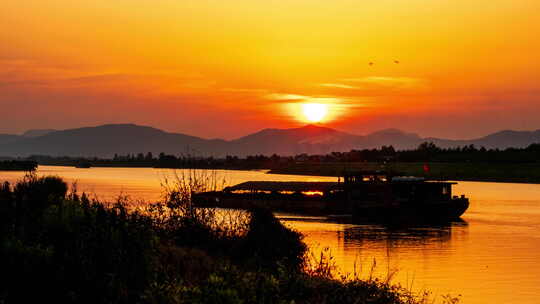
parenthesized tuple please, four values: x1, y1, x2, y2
(1, 175, 156, 303)
(0, 174, 437, 304)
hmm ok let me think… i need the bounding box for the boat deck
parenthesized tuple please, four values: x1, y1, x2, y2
(225, 181, 339, 192)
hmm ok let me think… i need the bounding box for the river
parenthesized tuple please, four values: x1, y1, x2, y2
(2, 165, 540, 303)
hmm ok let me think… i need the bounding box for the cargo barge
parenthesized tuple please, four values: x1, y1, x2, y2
(193, 171, 469, 221)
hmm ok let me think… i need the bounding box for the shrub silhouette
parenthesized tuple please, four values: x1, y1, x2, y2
(0, 175, 434, 304)
(242, 207, 306, 271)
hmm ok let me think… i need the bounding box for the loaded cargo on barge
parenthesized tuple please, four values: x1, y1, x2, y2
(193, 171, 469, 221)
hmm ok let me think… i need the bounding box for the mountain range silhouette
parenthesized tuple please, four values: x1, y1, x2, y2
(1, 124, 539, 157)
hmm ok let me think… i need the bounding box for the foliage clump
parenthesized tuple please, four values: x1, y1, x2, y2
(0, 172, 449, 304)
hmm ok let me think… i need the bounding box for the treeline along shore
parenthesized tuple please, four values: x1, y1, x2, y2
(269, 162, 540, 184)
(10, 142, 540, 183)
(0, 173, 446, 303)
(272, 143, 540, 183)
(0, 160, 38, 171)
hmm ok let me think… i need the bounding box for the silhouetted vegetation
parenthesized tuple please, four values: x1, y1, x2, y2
(28, 142, 540, 168)
(24, 142, 540, 183)
(0, 173, 440, 303)
(0, 160, 37, 171)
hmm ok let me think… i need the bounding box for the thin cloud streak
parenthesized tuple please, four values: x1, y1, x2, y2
(342, 76, 427, 89)
(221, 88, 269, 93)
(265, 93, 309, 101)
(264, 92, 363, 106)
(319, 83, 359, 89)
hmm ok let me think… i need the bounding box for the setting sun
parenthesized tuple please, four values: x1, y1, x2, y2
(302, 103, 328, 123)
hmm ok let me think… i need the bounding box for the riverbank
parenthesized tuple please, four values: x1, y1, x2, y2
(268, 162, 540, 184)
(28, 160, 540, 184)
(0, 174, 437, 304)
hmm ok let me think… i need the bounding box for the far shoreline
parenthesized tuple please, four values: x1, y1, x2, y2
(3, 163, 540, 185)
(267, 169, 540, 185)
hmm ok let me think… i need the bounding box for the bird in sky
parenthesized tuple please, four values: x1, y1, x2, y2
(369, 62, 374, 66)
(394, 60, 400, 64)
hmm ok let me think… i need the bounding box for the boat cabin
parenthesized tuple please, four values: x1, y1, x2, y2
(223, 181, 338, 198)
(342, 170, 390, 183)
(342, 170, 456, 203)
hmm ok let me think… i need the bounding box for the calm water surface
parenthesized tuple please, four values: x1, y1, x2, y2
(2, 166, 540, 303)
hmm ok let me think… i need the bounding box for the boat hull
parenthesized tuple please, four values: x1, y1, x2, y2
(352, 198, 469, 222)
(193, 192, 344, 214)
(193, 192, 469, 221)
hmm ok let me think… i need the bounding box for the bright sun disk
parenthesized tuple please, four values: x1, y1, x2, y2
(302, 103, 328, 123)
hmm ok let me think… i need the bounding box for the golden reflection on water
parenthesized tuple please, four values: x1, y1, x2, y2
(0, 166, 336, 202)
(2, 166, 540, 303)
(282, 181, 540, 304)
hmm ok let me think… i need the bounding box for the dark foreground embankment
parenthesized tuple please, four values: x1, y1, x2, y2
(0, 174, 444, 304)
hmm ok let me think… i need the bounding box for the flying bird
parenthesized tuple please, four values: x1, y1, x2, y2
(394, 60, 400, 64)
(369, 62, 374, 66)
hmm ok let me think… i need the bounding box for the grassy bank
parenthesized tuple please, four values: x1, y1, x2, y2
(0, 173, 451, 304)
(268, 162, 540, 184)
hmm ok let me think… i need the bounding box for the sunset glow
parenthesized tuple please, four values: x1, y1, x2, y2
(1, 2, 540, 303)
(302, 103, 328, 123)
(1, 0, 539, 139)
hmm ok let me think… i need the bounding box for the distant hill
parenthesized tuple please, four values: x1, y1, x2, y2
(22, 129, 57, 138)
(228, 125, 360, 156)
(427, 130, 540, 149)
(362, 129, 423, 150)
(0, 134, 21, 145)
(0, 124, 539, 157)
(228, 126, 423, 155)
(0, 124, 228, 158)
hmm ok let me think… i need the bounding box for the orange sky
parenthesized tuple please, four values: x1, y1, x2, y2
(1, 0, 540, 139)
